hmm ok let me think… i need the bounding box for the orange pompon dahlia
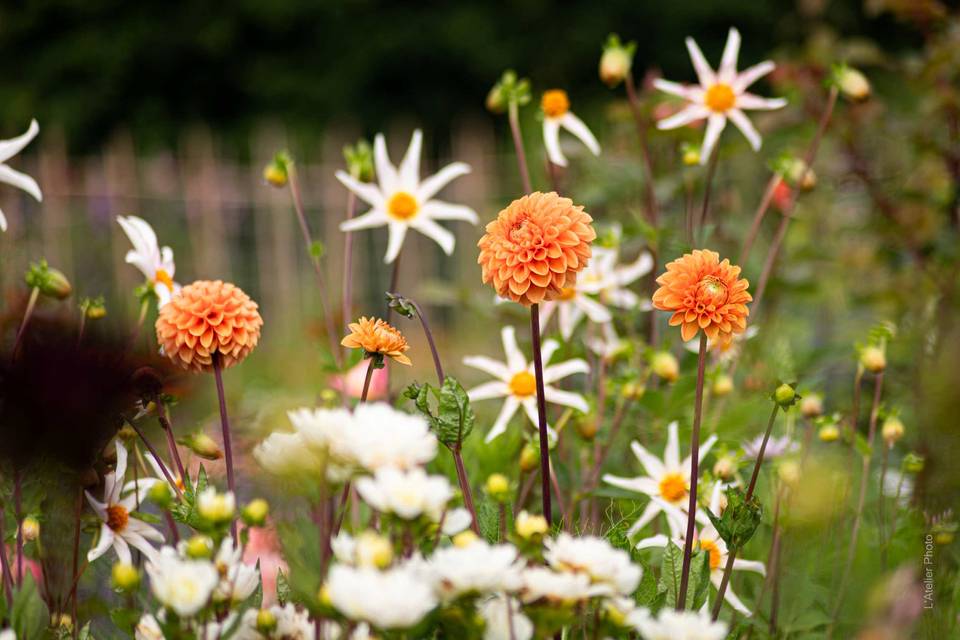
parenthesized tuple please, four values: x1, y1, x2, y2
(652, 249, 752, 345)
(341, 317, 412, 366)
(477, 191, 596, 306)
(155, 280, 263, 372)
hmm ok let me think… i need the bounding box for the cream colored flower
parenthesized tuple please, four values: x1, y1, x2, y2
(116, 215, 181, 307)
(519, 566, 608, 604)
(337, 130, 477, 263)
(0, 120, 42, 233)
(212, 538, 259, 604)
(426, 540, 525, 601)
(146, 547, 220, 617)
(654, 28, 786, 163)
(355, 467, 452, 522)
(634, 608, 728, 640)
(327, 563, 438, 630)
(544, 533, 642, 596)
(540, 90, 601, 167)
(479, 594, 533, 640)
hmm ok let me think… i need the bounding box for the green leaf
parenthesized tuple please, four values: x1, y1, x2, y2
(404, 377, 476, 448)
(635, 563, 659, 607)
(309, 240, 325, 260)
(705, 487, 762, 551)
(688, 550, 712, 611)
(854, 432, 872, 458)
(11, 574, 48, 640)
(658, 541, 683, 609)
(109, 608, 140, 635)
(277, 568, 291, 606)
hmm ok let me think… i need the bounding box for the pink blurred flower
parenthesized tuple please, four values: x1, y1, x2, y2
(330, 359, 388, 400)
(242, 524, 287, 605)
(3, 546, 42, 586)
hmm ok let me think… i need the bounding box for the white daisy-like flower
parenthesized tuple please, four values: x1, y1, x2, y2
(426, 540, 525, 601)
(634, 608, 728, 640)
(253, 430, 327, 479)
(146, 547, 220, 618)
(636, 486, 765, 616)
(742, 434, 797, 460)
(603, 421, 717, 538)
(463, 326, 590, 443)
(355, 467, 452, 522)
(479, 593, 533, 640)
(539, 245, 653, 340)
(544, 533, 642, 596)
(327, 562, 438, 630)
(336, 129, 478, 263)
(116, 215, 181, 307)
(212, 538, 259, 605)
(134, 614, 163, 640)
(540, 90, 601, 167)
(519, 566, 608, 604)
(234, 603, 315, 640)
(0, 119, 42, 233)
(338, 403, 438, 472)
(331, 530, 393, 569)
(654, 27, 787, 164)
(85, 440, 163, 565)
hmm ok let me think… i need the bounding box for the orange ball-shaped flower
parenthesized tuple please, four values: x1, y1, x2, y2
(477, 191, 596, 306)
(652, 249, 751, 345)
(341, 317, 412, 366)
(155, 280, 263, 372)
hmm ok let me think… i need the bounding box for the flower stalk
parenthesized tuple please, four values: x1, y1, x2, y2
(212, 353, 238, 542)
(529, 304, 553, 526)
(341, 191, 357, 333)
(11, 286, 40, 362)
(508, 100, 533, 195)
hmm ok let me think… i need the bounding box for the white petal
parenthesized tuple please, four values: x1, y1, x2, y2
(0, 209, 6, 232)
(542, 386, 589, 413)
(112, 441, 129, 503)
(727, 109, 762, 151)
(416, 162, 471, 201)
(373, 134, 398, 194)
(653, 79, 697, 99)
(685, 37, 716, 87)
(0, 119, 39, 164)
(718, 28, 741, 84)
(732, 61, 776, 92)
(340, 208, 389, 232)
(501, 326, 526, 373)
(538, 301, 557, 333)
(699, 114, 727, 165)
(606, 288, 639, 309)
(539, 339, 560, 366)
(542, 118, 566, 167)
(542, 359, 590, 384)
(486, 396, 521, 443)
(656, 105, 711, 131)
(736, 93, 788, 111)
(466, 380, 511, 401)
(733, 559, 766, 576)
(630, 441, 666, 478)
(462, 355, 511, 381)
(635, 533, 669, 551)
(557, 303, 583, 341)
(664, 421, 681, 470)
(85, 492, 108, 519)
(398, 129, 422, 188)
(714, 574, 752, 616)
(627, 500, 664, 537)
(87, 525, 115, 563)
(0, 165, 42, 202)
(575, 295, 612, 323)
(112, 536, 132, 565)
(520, 397, 542, 428)
(335, 170, 386, 208)
(603, 475, 659, 497)
(122, 530, 161, 565)
(383, 222, 408, 264)
(411, 217, 455, 255)
(560, 113, 600, 156)
(419, 200, 478, 224)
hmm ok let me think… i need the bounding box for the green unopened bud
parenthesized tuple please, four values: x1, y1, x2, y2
(681, 143, 701, 166)
(148, 481, 173, 509)
(25, 259, 72, 300)
(184, 534, 214, 560)
(20, 516, 40, 542)
(621, 381, 646, 400)
(117, 424, 137, 442)
(485, 473, 511, 502)
(319, 388, 340, 408)
(712, 374, 734, 397)
(785, 158, 816, 191)
(773, 383, 798, 407)
(178, 431, 223, 461)
(485, 84, 508, 114)
(882, 416, 904, 446)
(263, 152, 291, 188)
(819, 424, 840, 442)
(519, 442, 539, 472)
(80, 296, 107, 319)
(902, 452, 924, 474)
(599, 34, 635, 88)
(577, 416, 599, 440)
(860, 346, 886, 373)
(651, 351, 679, 383)
(256, 609, 277, 634)
(111, 562, 141, 591)
(343, 139, 374, 182)
(487, 70, 531, 114)
(834, 65, 871, 101)
(241, 498, 270, 527)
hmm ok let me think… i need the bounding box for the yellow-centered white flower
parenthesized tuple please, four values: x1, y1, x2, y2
(355, 467, 453, 522)
(336, 130, 477, 263)
(0, 120, 42, 233)
(519, 566, 608, 604)
(425, 540, 525, 601)
(540, 90, 601, 167)
(116, 215, 181, 307)
(234, 604, 315, 640)
(463, 326, 590, 443)
(654, 28, 786, 164)
(544, 533, 642, 596)
(634, 608, 728, 640)
(145, 547, 220, 617)
(327, 562, 438, 630)
(212, 538, 259, 604)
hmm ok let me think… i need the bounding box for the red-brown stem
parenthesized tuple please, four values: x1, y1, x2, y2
(157, 399, 186, 482)
(514, 472, 537, 518)
(71, 488, 81, 636)
(287, 165, 343, 367)
(739, 175, 780, 265)
(752, 86, 838, 314)
(453, 450, 481, 535)
(529, 304, 553, 525)
(14, 468, 23, 586)
(677, 334, 708, 609)
(123, 416, 184, 500)
(212, 354, 237, 543)
(360, 358, 376, 402)
(385, 253, 402, 325)
(11, 287, 40, 362)
(341, 191, 357, 334)
(0, 499, 13, 608)
(508, 101, 533, 195)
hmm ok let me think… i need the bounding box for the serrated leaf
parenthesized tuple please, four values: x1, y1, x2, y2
(705, 487, 762, 551)
(658, 541, 683, 608)
(404, 377, 475, 448)
(277, 568, 290, 606)
(689, 550, 712, 610)
(635, 563, 658, 607)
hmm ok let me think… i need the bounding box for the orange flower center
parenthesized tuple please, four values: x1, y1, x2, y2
(696, 276, 729, 309)
(699, 538, 723, 571)
(658, 472, 688, 502)
(106, 504, 129, 532)
(154, 268, 175, 292)
(541, 90, 570, 118)
(509, 371, 537, 397)
(705, 83, 736, 112)
(387, 192, 419, 221)
(559, 286, 577, 300)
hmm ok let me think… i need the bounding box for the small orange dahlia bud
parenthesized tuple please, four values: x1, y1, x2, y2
(477, 191, 596, 306)
(341, 317, 411, 366)
(652, 249, 751, 345)
(155, 280, 263, 372)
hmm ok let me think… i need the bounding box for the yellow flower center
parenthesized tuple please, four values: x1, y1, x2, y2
(509, 371, 537, 397)
(387, 192, 419, 221)
(558, 286, 577, 300)
(705, 83, 736, 112)
(658, 472, 688, 503)
(699, 538, 722, 571)
(106, 504, 129, 532)
(541, 90, 570, 118)
(154, 268, 175, 292)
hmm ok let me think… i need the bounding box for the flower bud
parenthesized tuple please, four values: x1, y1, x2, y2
(800, 393, 824, 418)
(651, 351, 679, 383)
(712, 374, 734, 397)
(184, 534, 214, 560)
(621, 381, 646, 400)
(197, 488, 235, 525)
(773, 383, 797, 407)
(343, 140, 374, 182)
(519, 443, 539, 472)
(860, 346, 886, 373)
(112, 562, 141, 591)
(263, 152, 291, 188)
(25, 260, 72, 300)
(317, 584, 332, 607)
(241, 498, 270, 527)
(148, 481, 173, 509)
(319, 388, 340, 408)
(577, 416, 598, 440)
(20, 516, 40, 542)
(902, 452, 924, 474)
(819, 424, 840, 442)
(784, 158, 816, 191)
(80, 296, 107, 319)
(935, 530, 955, 546)
(712, 455, 737, 480)
(485, 473, 511, 502)
(599, 34, 635, 88)
(178, 431, 223, 461)
(882, 416, 904, 446)
(453, 531, 479, 548)
(837, 66, 871, 101)
(54, 614, 73, 631)
(355, 531, 393, 569)
(515, 510, 548, 539)
(778, 460, 801, 487)
(486, 85, 508, 114)
(256, 609, 278, 634)
(681, 143, 701, 167)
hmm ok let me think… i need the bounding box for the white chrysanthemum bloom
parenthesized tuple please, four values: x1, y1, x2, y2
(654, 27, 787, 164)
(636, 486, 765, 616)
(0, 120, 42, 233)
(463, 326, 590, 443)
(479, 593, 533, 640)
(336, 129, 478, 263)
(684, 325, 758, 363)
(519, 566, 609, 604)
(540, 90, 601, 167)
(603, 421, 717, 538)
(253, 430, 328, 479)
(342, 403, 438, 472)
(633, 607, 728, 640)
(327, 563, 438, 630)
(355, 467, 452, 522)
(212, 538, 259, 604)
(134, 614, 163, 640)
(116, 215, 181, 307)
(234, 604, 315, 640)
(85, 440, 163, 565)
(331, 531, 393, 569)
(544, 533, 642, 596)
(539, 245, 653, 340)
(281, 407, 353, 481)
(426, 540, 525, 601)
(146, 547, 220, 617)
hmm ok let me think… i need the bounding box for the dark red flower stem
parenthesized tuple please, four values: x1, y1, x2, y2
(529, 304, 553, 526)
(212, 353, 237, 543)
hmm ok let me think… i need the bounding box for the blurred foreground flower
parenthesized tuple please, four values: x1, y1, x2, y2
(540, 89, 601, 167)
(336, 129, 477, 263)
(327, 561, 437, 631)
(331, 358, 389, 400)
(654, 28, 786, 163)
(341, 316, 411, 366)
(634, 608, 728, 640)
(116, 215, 181, 307)
(0, 119, 42, 232)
